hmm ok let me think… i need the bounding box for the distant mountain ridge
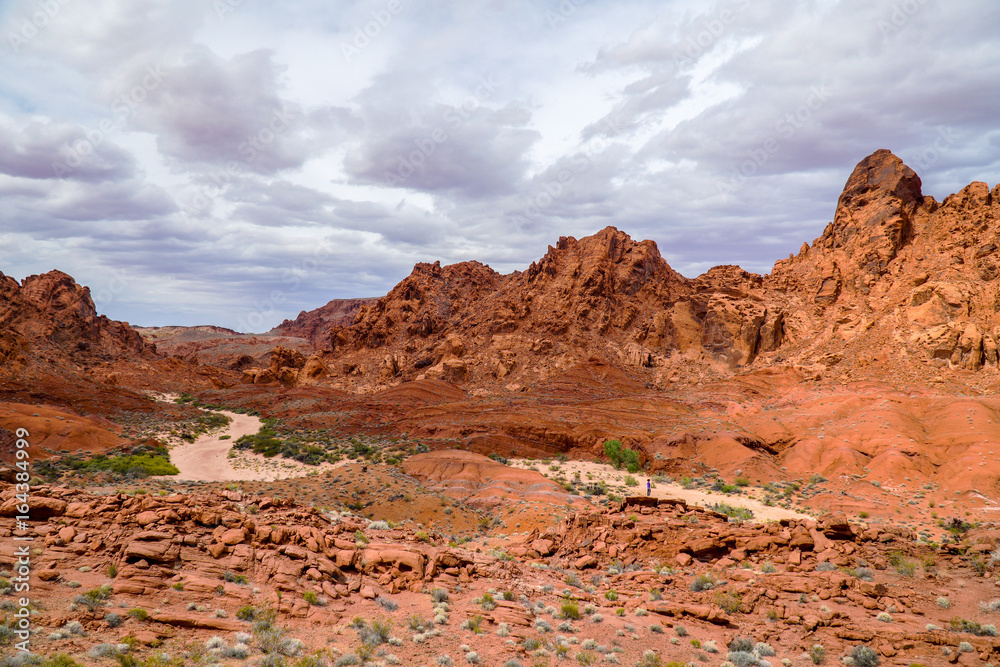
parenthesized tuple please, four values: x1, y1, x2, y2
(295, 149, 1000, 392)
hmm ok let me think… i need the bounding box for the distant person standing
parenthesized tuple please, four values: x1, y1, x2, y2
(646, 479, 651, 496)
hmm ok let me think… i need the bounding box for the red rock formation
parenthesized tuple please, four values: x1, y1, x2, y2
(271, 298, 377, 344)
(310, 149, 1000, 392)
(0, 270, 153, 371)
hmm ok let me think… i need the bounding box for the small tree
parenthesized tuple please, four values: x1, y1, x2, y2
(603, 440, 624, 468)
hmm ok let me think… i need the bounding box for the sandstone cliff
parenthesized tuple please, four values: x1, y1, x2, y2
(306, 149, 998, 393)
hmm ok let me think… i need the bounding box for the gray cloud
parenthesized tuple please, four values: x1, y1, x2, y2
(128, 47, 311, 173)
(1, 0, 999, 328)
(0, 117, 138, 182)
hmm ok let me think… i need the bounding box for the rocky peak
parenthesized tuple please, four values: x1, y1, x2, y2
(771, 150, 931, 301)
(0, 269, 152, 371)
(836, 148, 923, 214)
(19, 270, 99, 321)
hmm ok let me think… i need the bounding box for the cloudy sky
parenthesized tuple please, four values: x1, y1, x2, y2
(1, 0, 998, 330)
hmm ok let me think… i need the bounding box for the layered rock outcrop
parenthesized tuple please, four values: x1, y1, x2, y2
(0, 270, 153, 372)
(303, 149, 1000, 391)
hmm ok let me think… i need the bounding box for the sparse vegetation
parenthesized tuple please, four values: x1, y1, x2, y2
(603, 440, 640, 473)
(848, 645, 880, 667)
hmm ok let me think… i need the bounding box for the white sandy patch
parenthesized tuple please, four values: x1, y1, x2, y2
(148, 394, 346, 482)
(508, 458, 811, 523)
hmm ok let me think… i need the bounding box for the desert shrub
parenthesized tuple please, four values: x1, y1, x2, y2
(431, 588, 450, 603)
(562, 601, 581, 619)
(712, 503, 753, 522)
(690, 573, 716, 592)
(815, 562, 837, 572)
(634, 652, 663, 667)
(714, 591, 742, 613)
(603, 440, 641, 472)
(876, 612, 892, 622)
(39, 656, 83, 667)
(729, 638, 755, 653)
(949, 616, 998, 636)
(88, 644, 121, 659)
(848, 645, 880, 667)
(376, 596, 398, 612)
(334, 656, 359, 667)
(104, 613, 122, 628)
(465, 651, 479, 664)
(359, 617, 392, 646)
(223, 570, 248, 585)
(852, 567, 875, 582)
(624, 476, 638, 487)
(809, 644, 826, 665)
(74, 584, 113, 612)
(936, 597, 950, 609)
(63, 449, 179, 476)
(235, 604, 256, 621)
(221, 645, 250, 659)
(888, 551, 916, 577)
(604, 590, 618, 601)
(959, 642, 974, 653)
(727, 651, 758, 667)
(980, 599, 1000, 613)
(755, 642, 775, 657)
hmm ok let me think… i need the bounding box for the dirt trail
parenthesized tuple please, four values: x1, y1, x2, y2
(510, 459, 811, 523)
(166, 411, 264, 481)
(149, 393, 344, 481)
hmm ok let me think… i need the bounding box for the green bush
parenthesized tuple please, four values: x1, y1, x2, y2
(127, 608, 148, 621)
(63, 450, 179, 476)
(711, 503, 753, 522)
(41, 656, 85, 667)
(603, 440, 641, 472)
(689, 573, 715, 592)
(74, 584, 113, 611)
(849, 645, 880, 667)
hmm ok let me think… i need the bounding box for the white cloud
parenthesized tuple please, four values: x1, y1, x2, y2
(1, 0, 999, 328)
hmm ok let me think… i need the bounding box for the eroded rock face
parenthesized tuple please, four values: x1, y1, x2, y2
(0, 270, 153, 370)
(312, 151, 998, 387)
